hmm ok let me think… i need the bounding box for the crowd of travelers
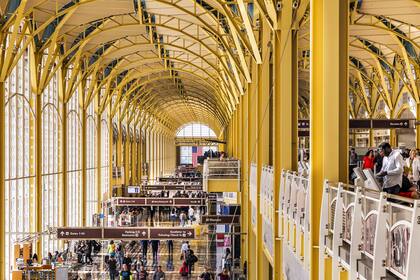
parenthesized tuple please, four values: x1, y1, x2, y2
(352, 142, 420, 198)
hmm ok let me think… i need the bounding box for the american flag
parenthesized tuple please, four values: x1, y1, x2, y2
(192, 146, 203, 167)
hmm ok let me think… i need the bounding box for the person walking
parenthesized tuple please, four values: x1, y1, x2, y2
(185, 246, 197, 276)
(376, 142, 404, 194)
(108, 240, 116, 257)
(181, 241, 189, 260)
(199, 267, 214, 280)
(141, 240, 148, 263)
(224, 248, 232, 271)
(120, 264, 132, 280)
(107, 255, 118, 280)
(188, 206, 195, 224)
(153, 265, 165, 280)
(405, 149, 420, 185)
(218, 268, 230, 280)
(151, 240, 160, 265)
(167, 240, 173, 257)
(138, 265, 148, 280)
(116, 242, 124, 268)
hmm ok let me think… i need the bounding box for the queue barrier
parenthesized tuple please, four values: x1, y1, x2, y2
(319, 182, 420, 280)
(279, 170, 311, 274)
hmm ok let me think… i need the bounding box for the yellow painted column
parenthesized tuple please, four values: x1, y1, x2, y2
(59, 68, 68, 227)
(96, 103, 102, 212)
(0, 82, 6, 279)
(369, 128, 374, 148)
(35, 93, 43, 256)
(390, 128, 397, 147)
(240, 90, 249, 269)
(272, 1, 297, 278)
(108, 105, 113, 197)
(248, 35, 259, 280)
(81, 105, 87, 226)
(257, 14, 271, 280)
(310, 1, 348, 280)
(417, 103, 420, 149)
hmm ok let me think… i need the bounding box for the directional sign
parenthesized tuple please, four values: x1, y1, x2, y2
(143, 184, 203, 191)
(115, 198, 146, 205)
(146, 198, 174, 205)
(113, 197, 206, 206)
(103, 228, 149, 239)
(174, 198, 205, 206)
(57, 228, 102, 239)
(372, 119, 411, 129)
(149, 228, 195, 239)
(201, 215, 240, 224)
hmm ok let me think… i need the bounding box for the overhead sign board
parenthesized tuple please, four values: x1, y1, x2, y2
(57, 228, 102, 239)
(56, 227, 195, 240)
(146, 198, 174, 205)
(372, 119, 411, 129)
(103, 228, 149, 239)
(115, 198, 146, 205)
(201, 215, 240, 224)
(113, 197, 206, 206)
(298, 120, 310, 129)
(143, 184, 203, 191)
(349, 119, 371, 129)
(149, 228, 195, 239)
(174, 198, 204, 206)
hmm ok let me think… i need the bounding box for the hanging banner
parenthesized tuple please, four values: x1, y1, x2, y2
(250, 163, 258, 232)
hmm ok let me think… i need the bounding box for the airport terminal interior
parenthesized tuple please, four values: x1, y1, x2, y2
(1, 0, 420, 279)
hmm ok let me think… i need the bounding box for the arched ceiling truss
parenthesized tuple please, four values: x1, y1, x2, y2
(0, 0, 264, 135)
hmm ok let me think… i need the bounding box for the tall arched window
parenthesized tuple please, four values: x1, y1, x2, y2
(176, 123, 216, 138)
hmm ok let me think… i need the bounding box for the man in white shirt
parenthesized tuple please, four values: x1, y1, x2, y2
(188, 207, 195, 224)
(377, 142, 404, 194)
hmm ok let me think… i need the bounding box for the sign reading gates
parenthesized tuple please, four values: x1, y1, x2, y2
(103, 228, 149, 239)
(57, 228, 102, 239)
(149, 228, 195, 239)
(201, 215, 240, 224)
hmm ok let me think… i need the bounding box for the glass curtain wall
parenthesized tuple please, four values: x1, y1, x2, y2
(4, 47, 34, 278)
(41, 63, 61, 256)
(67, 83, 82, 226)
(86, 101, 97, 225)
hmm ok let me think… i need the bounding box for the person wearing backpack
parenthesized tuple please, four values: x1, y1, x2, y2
(107, 255, 118, 280)
(185, 246, 197, 276)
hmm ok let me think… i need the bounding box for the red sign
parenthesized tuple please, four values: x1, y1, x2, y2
(116, 198, 146, 205)
(57, 228, 102, 239)
(174, 198, 204, 206)
(103, 228, 149, 239)
(149, 228, 195, 239)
